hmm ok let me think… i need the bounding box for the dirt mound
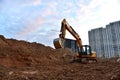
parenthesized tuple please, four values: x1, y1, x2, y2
(0, 35, 120, 80)
(0, 35, 8, 46)
(0, 35, 73, 67)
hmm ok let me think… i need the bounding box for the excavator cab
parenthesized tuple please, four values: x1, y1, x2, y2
(80, 45, 92, 55)
(77, 45, 97, 62)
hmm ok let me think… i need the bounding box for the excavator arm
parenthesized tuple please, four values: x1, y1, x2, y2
(54, 19, 82, 50)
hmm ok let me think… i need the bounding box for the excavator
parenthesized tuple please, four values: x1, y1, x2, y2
(53, 19, 97, 62)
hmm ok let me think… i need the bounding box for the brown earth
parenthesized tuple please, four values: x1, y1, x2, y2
(0, 35, 120, 80)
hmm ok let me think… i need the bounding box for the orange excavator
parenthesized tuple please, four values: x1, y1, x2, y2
(53, 19, 97, 62)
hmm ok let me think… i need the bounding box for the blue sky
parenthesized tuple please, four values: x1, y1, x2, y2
(0, 0, 120, 47)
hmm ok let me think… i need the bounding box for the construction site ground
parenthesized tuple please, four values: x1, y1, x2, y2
(0, 35, 120, 80)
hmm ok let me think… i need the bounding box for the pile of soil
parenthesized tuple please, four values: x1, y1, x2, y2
(0, 35, 120, 80)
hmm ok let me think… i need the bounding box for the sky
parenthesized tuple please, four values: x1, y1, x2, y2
(0, 0, 120, 48)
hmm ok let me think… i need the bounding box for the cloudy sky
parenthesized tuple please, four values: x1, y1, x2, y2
(0, 0, 120, 47)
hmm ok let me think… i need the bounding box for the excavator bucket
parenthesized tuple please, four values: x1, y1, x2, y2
(53, 38, 63, 49)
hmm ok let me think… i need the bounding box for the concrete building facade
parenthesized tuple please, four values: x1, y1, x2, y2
(64, 38, 79, 52)
(89, 21, 120, 58)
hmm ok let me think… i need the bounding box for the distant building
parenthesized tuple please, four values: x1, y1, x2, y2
(64, 38, 79, 52)
(89, 21, 120, 58)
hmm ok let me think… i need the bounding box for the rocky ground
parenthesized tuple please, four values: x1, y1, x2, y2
(0, 35, 120, 80)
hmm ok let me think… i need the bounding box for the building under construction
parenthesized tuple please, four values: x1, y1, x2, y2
(89, 21, 120, 58)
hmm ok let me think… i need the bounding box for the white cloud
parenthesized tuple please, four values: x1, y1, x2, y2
(16, 16, 45, 36)
(32, 0, 42, 6)
(15, 0, 42, 7)
(42, 1, 57, 17)
(59, 0, 120, 44)
(1, 0, 120, 46)
(98, 0, 120, 21)
(77, 0, 120, 26)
